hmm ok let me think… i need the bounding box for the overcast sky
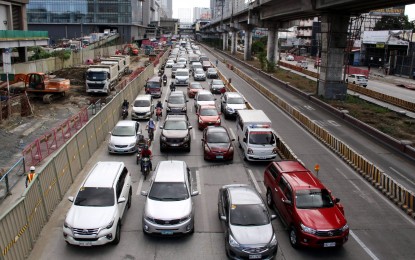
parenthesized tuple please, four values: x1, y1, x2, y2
(172, 1, 415, 22)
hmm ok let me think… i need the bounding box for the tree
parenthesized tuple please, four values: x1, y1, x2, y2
(374, 15, 414, 30)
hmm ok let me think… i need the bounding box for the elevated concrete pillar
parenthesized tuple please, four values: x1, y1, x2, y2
(267, 27, 276, 62)
(222, 33, 228, 51)
(244, 28, 253, 60)
(231, 31, 237, 55)
(318, 14, 350, 99)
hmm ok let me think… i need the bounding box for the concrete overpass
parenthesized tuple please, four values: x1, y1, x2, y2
(200, 0, 414, 99)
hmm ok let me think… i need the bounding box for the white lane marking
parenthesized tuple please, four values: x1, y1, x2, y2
(229, 128, 236, 140)
(248, 169, 263, 194)
(328, 120, 341, 127)
(196, 170, 202, 195)
(389, 167, 415, 186)
(336, 168, 361, 191)
(350, 230, 379, 260)
(136, 175, 144, 196)
(304, 105, 315, 110)
(192, 128, 196, 140)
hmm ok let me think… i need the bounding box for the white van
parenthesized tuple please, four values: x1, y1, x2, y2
(175, 68, 190, 86)
(63, 161, 132, 246)
(131, 94, 153, 120)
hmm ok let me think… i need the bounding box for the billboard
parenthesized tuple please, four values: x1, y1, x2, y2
(369, 6, 405, 16)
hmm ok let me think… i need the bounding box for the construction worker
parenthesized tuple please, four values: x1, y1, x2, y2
(26, 166, 36, 188)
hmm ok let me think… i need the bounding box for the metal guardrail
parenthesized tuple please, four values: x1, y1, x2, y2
(0, 158, 25, 203)
(0, 49, 169, 259)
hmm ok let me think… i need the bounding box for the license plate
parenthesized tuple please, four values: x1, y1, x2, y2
(216, 156, 224, 159)
(79, 242, 92, 246)
(324, 242, 336, 247)
(259, 157, 266, 159)
(170, 143, 180, 147)
(161, 230, 174, 235)
(249, 254, 261, 259)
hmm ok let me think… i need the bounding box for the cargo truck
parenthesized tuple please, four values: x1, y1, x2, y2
(236, 110, 279, 161)
(100, 58, 125, 79)
(85, 64, 119, 95)
(110, 55, 131, 74)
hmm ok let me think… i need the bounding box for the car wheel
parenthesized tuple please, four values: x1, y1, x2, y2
(289, 226, 299, 249)
(160, 145, 166, 153)
(238, 137, 242, 148)
(266, 189, 274, 208)
(127, 188, 132, 209)
(353, 81, 356, 84)
(186, 145, 191, 152)
(113, 222, 121, 245)
(345, 79, 348, 83)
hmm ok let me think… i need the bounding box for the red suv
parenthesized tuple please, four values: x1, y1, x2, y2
(264, 160, 349, 249)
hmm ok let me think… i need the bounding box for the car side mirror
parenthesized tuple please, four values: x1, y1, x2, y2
(108, 131, 112, 135)
(201, 138, 205, 142)
(243, 138, 247, 143)
(334, 198, 340, 203)
(282, 199, 292, 205)
(191, 190, 199, 196)
(196, 113, 199, 116)
(159, 126, 163, 129)
(118, 197, 126, 204)
(68, 196, 74, 202)
(231, 138, 235, 141)
(189, 126, 193, 129)
(141, 191, 148, 196)
(271, 214, 277, 220)
(220, 215, 227, 221)
(218, 112, 222, 115)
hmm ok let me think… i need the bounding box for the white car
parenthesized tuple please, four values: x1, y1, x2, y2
(108, 120, 140, 154)
(194, 90, 216, 110)
(63, 161, 132, 246)
(165, 59, 175, 68)
(131, 95, 153, 120)
(193, 68, 206, 81)
(141, 160, 198, 235)
(346, 74, 368, 87)
(285, 55, 294, 61)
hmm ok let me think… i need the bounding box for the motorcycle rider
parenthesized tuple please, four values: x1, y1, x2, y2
(122, 99, 129, 118)
(170, 82, 176, 92)
(162, 74, 167, 83)
(155, 100, 163, 119)
(140, 144, 153, 172)
(146, 118, 156, 140)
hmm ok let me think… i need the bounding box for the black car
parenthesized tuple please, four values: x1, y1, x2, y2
(166, 91, 188, 115)
(206, 68, 219, 79)
(159, 115, 192, 152)
(218, 184, 278, 260)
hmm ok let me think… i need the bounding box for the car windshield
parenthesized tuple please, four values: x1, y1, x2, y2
(198, 94, 214, 101)
(249, 131, 275, 145)
(176, 71, 188, 77)
(356, 76, 366, 80)
(190, 84, 202, 89)
(75, 187, 114, 206)
(195, 69, 204, 73)
(112, 125, 135, 136)
(168, 95, 185, 104)
(146, 82, 160, 89)
(207, 132, 229, 143)
(164, 120, 188, 130)
(148, 182, 189, 201)
(207, 69, 217, 73)
(230, 204, 269, 226)
(200, 108, 218, 116)
(134, 100, 150, 107)
(228, 97, 245, 104)
(86, 71, 107, 81)
(295, 189, 334, 209)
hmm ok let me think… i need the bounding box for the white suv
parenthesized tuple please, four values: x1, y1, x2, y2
(346, 74, 368, 87)
(175, 68, 190, 86)
(63, 161, 132, 246)
(220, 92, 247, 119)
(141, 160, 199, 235)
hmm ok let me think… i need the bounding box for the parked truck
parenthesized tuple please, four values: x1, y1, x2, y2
(110, 55, 131, 74)
(85, 64, 119, 95)
(236, 110, 279, 161)
(101, 58, 125, 78)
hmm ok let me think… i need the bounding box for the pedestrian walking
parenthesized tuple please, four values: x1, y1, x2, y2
(26, 166, 36, 188)
(215, 59, 219, 67)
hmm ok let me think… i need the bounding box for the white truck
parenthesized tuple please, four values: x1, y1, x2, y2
(85, 64, 119, 95)
(101, 58, 126, 78)
(110, 55, 131, 74)
(236, 110, 279, 161)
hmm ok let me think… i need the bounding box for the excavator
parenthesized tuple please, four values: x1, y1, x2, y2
(1, 73, 70, 103)
(121, 44, 139, 56)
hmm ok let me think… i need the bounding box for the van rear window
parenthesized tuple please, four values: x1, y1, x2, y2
(147, 82, 160, 88)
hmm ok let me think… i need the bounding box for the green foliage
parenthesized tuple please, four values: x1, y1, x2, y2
(266, 60, 276, 73)
(257, 52, 267, 70)
(251, 37, 267, 54)
(28, 46, 52, 61)
(374, 15, 414, 30)
(52, 50, 71, 61)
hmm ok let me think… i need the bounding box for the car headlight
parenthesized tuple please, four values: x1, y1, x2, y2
(161, 135, 167, 141)
(269, 234, 278, 247)
(216, 118, 221, 123)
(104, 220, 114, 229)
(182, 106, 187, 111)
(145, 111, 151, 115)
(341, 223, 349, 232)
(64, 220, 72, 229)
(166, 107, 171, 111)
(300, 223, 317, 235)
(184, 135, 190, 142)
(180, 214, 191, 222)
(145, 215, 155, 223)
(130, 142, 137, 147)
(228, 234, 240, 248)
(185, 79, 189, 83)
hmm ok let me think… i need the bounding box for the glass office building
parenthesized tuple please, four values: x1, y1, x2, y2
(27, 0, 146, 43)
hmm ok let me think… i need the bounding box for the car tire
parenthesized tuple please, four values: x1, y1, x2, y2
(186, 144, 191, 152)
(160, 146, 166, 153)
(266, 189, 274, 208)
(127, 188, 132, 209)
(238, 137, 242, 148)
(289, 226, 299, 249)
(113, 222, 121, 245)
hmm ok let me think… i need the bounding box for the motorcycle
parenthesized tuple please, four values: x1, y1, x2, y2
(141, 157, 151, 180)
(121, 106, 128, 119)
(136, 134, 148, 164)
(148, 127, 154, 141)
(156, 107, 162, 121)
(163, 77, 167, 86)
(158, 69, 164, 76)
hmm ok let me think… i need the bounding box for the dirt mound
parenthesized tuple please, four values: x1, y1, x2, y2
(53, 67, 88, 86)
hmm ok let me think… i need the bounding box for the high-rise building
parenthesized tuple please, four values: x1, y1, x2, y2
(161, 0, 173, 18)
(178, 8, 192, 24)
(26, 0, 149, 43)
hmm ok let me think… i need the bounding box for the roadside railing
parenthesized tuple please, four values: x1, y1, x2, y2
(0, 158, 26, 202)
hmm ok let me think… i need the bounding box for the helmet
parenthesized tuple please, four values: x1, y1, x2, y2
(30, 166, 35, 171)
(149, 118, 154, 122)
(144, 145, 149, 150)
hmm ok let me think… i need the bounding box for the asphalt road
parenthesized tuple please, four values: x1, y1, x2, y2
(28, 47, 415, 260)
